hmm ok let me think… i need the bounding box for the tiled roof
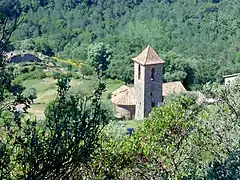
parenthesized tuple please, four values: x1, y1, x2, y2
(111, 82, 186, 105)
(162, 81, 186, 96)
(132, 45, 165, 65)
(111, 85, 136, 105)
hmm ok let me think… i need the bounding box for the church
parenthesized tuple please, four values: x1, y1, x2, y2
(111, 45, 186, 120)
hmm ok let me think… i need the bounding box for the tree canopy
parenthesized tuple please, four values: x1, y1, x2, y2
(2, 1, 240, 179)
(6, 0, 240, 88)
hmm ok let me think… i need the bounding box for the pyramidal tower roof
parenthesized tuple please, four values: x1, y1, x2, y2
(132, 45, 165, 65)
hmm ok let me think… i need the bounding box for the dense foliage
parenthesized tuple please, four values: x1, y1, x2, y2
(0, 2, 110, 179)
(0, 1, 31, 178)
(7, 0, 240, 88)
(1, 76, 110, 179)
(87, 42, 112, 77)
(89, 84, 240, 179)
(2, 1, 240, 179)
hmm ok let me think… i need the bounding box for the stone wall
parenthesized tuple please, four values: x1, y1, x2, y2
(134, 62, 163, 120)
(143, 64, 163, 117)
(114, 105, 135, 120)
(224, 76, 240, 85)
(134, 63, 145, 120)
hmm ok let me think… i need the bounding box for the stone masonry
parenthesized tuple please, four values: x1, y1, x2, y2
(133, 45, 165, 119)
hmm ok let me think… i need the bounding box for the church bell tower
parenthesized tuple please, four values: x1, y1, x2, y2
(132, 45, 165, 120)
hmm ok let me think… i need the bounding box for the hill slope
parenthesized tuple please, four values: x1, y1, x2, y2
(8, 0, 240, 88)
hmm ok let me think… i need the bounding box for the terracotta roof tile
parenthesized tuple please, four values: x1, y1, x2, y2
(162, 81, 186, 96)
(112, 85, 129, 96)
(112, 82, 186, 106)
(132, 45, 165, 65)
(111, 85, 136, 105)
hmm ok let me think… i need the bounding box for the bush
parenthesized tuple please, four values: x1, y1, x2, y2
(81, 65, 93, 79)
(1, 78, 110, 179)
(29, 65, 36, 72)
(107, 92, 112, 99)
(206, 150, 240, 179)
(32, 70, 47, 79)
(52, 71, 62, 79)
(22, 88, 37, 102)
(71, 73, 82, 79)
(72, 66, 79, 72)
(14, 70, 47, 84)
(20, 67, 29, 74)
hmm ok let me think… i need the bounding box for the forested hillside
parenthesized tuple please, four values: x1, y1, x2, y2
(11, 0, 240, 88)
(3, 1, 240, 179)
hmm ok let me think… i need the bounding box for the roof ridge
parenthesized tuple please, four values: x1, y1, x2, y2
(132, 45, 165, 65)
(163, 81, 182, 84)
(144, 45, 150, 64)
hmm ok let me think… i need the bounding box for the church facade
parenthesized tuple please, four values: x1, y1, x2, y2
(111, 45, 186, 120)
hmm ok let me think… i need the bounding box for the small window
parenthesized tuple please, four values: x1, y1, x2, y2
(151, 68, 155, 81)
(150, 92, 152, 96)
(151, 102, 156, 108)
(138, 64, 141, 79)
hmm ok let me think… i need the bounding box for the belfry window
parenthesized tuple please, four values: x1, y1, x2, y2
(151, 102, 156, 108)
(138, 64, 141, 79)
(151, 68, 155, 81)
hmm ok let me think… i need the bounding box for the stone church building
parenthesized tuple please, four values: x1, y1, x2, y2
(111, 45, 186, 120)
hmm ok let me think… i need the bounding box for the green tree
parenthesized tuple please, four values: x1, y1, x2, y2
(206, 150, 240, 179)
(0, 2, 110, 179)
(1, 77, 111, 179)
(87, 42, 112, 77)
(7, 0, 240, 88)
(108, 55, 133, 84)
(34, 38, 54, 56)
(0, 1, 26, 178)
(203, 81, 240, 149)
(163, 52, 194, 89)
(91, 95, 212, 179)
(81, 64, 93, 79)
(20, 38, 35, 50)
(22, 87, 37, 103)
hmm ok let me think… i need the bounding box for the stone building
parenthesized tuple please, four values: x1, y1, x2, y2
(111, 85, 136, 119)
(162, 81, 186, 100)
(133, 45, 165, 119)
(111, 45, 186, 120)
(223, 73, 240, 85)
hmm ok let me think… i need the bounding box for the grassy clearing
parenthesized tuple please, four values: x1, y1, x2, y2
(103, 79, 124, 98)
(22, 78, 57, 118)
(22, 77, 141, 134)
(22, 78, 57, 105)
(23, 77, 124, 118)
(119, 119, 144, 129)
(105, 119, 144, 136)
